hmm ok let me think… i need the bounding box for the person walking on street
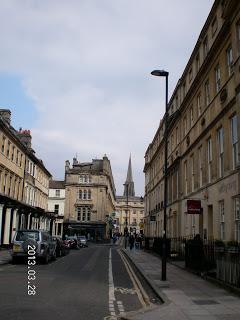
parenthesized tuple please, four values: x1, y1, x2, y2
(129, 233, 135, 250)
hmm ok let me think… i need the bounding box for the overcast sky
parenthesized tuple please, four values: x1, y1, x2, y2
(0, 0, 214, 196)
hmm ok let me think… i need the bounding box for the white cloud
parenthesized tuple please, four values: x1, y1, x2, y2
(0, 0, 214, 195)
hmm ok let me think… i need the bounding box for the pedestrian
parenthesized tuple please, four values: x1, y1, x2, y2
(113, 234, 117, 244)
(129, 233, 135, 250)
(135, 234, 141, 249)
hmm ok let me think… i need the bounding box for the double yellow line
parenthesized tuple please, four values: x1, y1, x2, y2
(118, 249, 150, 309)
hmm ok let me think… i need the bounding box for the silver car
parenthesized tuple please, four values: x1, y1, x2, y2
(78, 235, 88, 247)
(11, 229, 57, 264)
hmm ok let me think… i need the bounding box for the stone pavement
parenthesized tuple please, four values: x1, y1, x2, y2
(122, 248, 240, 320)
(0, 248, 11, 265)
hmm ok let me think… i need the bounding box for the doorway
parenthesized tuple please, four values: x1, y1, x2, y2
(208, 205, 213, 239)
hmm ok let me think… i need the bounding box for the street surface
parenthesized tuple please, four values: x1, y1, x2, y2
(0, 244, 142, 320)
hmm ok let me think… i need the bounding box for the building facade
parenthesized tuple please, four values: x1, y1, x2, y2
(63, 155, 116, 240)
(144, 0, 240, 242)
(0, 109, 53, 246)
(115, 157, 144, 234)
(48, 180, 65, 237)
(18, 129, 52, 231)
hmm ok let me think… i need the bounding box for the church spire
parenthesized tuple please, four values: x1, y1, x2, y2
(123, 155, 135, 197)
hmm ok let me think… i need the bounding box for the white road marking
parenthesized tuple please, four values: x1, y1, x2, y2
(116, 300, 125, 314)
(108, 248, 116, 316)
(115, 287, 136, 295)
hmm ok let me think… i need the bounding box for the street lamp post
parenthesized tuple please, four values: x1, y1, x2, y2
(124, 183, 129, 249)
(151, 69, 169, 281)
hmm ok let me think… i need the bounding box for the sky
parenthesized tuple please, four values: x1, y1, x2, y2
(0, 0, 214, 196)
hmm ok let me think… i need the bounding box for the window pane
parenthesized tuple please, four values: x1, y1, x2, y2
(231, 115, 238, 144)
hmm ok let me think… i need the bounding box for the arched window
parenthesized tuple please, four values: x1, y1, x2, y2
(88, 190, 91, 200)
(83, 190, 87, 200)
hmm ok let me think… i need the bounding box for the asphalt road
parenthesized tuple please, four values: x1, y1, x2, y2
(0, 244, 142, 320)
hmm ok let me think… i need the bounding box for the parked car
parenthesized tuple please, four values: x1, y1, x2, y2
(78, 235, 88, 247)
(63, 239, 71, 249)
(65, 236, 80, 249)
(52, 236, 69, 257)
(11, 229, 57, 264)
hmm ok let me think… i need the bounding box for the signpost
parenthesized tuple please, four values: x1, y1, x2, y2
(139, 222, 144, 230)
(187, 200, 202, 214)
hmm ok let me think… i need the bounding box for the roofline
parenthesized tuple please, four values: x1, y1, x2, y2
(0, 118, 52, 178)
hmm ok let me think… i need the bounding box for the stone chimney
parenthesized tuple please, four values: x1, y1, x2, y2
(102, 154, 109, 173)
(17, 129, 32, 149)
(0, 109, 11, 125)
(65, 160, 70, 172)
(73, 157, 78, 166)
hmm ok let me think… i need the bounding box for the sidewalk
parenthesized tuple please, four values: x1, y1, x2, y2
(0, 248, 11, 265)
(122, 248, 240, 320)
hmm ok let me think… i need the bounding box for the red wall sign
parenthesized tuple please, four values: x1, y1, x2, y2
(187, 200, 202, 214)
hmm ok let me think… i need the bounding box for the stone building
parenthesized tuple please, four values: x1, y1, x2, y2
(63, 155, 116, 240)
(17, 129, 52, 231)
(0, 109, 53, 246)
(144, 0, 240, 242)
(115, 156, 144, 234)
(48, 180, 65, 237)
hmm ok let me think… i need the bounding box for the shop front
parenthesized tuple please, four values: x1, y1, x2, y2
(63, 221, 106, 242)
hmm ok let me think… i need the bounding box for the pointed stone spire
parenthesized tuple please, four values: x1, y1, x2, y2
(123, 155, 135, 197)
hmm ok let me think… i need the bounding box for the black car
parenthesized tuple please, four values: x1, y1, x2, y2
(52, 236, 69, 257)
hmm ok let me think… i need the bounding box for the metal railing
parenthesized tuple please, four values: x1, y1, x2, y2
(144, 236, 240, 288)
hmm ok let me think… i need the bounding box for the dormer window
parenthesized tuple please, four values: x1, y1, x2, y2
(196, 53, 200, 73)
(182, 82, 186, 98)
(176, 95, 179, 109)
(211, 17, 218, 37)
(189, 68, 193, 83)
(203, 36, 209, 58)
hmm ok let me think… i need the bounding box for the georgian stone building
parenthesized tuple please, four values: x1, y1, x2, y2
(48, 180, 65, 237)
(63, 155, 116, 240)
(18, 129, 52, 231)
(0, 110, 26, 245)
(115, 156, 144, 234)
(144, 0, 240, 242)
(0, 109, 53, 246)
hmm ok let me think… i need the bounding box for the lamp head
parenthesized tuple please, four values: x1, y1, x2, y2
(151, 69, 169, 77)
